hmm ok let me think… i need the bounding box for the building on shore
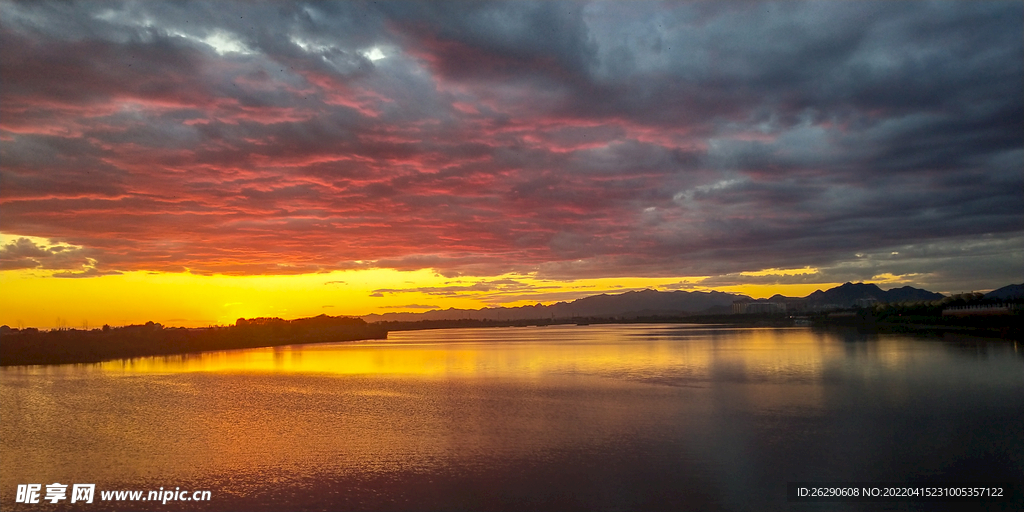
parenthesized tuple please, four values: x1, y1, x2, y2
(732, 301, 787, 314)
(941, 303, 1020, 316)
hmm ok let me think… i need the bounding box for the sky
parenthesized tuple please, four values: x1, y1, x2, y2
(1, 1, 1022, 328)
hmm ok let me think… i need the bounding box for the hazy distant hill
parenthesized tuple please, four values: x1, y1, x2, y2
(883, 285, 947, 302)
(984, 283, 1024, 300)
(801, 282, 943, 307)
(361, 282, 997, 323)
(363, 289, 749, 322)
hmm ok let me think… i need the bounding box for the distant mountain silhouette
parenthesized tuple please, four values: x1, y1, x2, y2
(364, 289, 749, 322)
(363, 282, 1018, 323)
(984, 282, 1024, 300)
(748, 282, 951, 307)
(883, 285, 947, 302)
(801, 282, 943, 306)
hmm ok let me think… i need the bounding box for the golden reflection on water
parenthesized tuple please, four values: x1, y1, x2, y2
(72, 323, 948, 427)
(84, 325, 846, 381)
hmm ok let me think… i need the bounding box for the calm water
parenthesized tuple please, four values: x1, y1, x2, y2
(2, 325, 1022, 511)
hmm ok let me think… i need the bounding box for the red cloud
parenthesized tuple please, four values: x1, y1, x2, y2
(1, 1, 1020, 291)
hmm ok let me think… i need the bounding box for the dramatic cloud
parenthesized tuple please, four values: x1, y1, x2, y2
(1, 1, 1021, 292)
(370, 277, 559, 299)
(0, 236, 115, 273)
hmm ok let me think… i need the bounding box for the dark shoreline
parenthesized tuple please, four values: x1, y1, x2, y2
(3, 312, 1019, 368)
(377, 312, 1022, 339)
(0, 315, 386, 367)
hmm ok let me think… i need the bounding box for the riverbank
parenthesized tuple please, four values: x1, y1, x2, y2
(0, 315, 387, 366)
(809, 310, 1023, 340)
(375, 312, 1022, 340)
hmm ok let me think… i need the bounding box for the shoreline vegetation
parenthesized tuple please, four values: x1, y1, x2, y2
(2, 299, 1020, 367)
(373, 309, 1021, 339)
(0, 315, 386, 367)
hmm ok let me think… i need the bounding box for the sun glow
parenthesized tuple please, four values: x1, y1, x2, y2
(0, 267, 822, 329)
(0, 268, 466, 329)
(0, 264, 859, 329)
(711, 283, 845, 300)
(739, 267, 818, 277)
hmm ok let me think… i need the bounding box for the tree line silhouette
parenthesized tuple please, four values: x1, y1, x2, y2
(812, 293, 1022, 339)
(0, 314, 387, 366)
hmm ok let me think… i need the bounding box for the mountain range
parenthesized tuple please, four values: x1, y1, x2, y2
(363, 282, 1021, 323)
(983, 283, 1024, 301)
(363, 289, 743, 322)
(767, 282, 945, 308)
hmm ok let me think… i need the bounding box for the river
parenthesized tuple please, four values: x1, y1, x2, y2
(2, 324, 1022, 511)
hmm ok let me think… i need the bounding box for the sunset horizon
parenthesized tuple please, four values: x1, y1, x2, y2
(3, 1, 1021, 331)
(0, 259, 1011, 329)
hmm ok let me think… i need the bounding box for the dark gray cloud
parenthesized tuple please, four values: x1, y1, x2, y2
(1, 0, 1021, 293)
(0, 237, 111, 272)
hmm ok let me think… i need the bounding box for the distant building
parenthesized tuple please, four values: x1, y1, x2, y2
(854, 298, 878, 308)
(810, 303, 844, 312)
(941, 303, 1020, 316)
(732, 301, 786, 314)
(827, 311, 857, 318)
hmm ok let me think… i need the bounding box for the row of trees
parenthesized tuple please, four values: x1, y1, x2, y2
(1, 315, 386, 366)
(867, 292, 1018, 319)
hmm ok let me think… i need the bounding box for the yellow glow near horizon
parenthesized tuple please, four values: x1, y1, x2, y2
(868, 272, 921, 285)
(0, 268, 475, 329)
(739, 267, 818, 277)
(711, 283, 845, 300)
(1, 265, 848, 330)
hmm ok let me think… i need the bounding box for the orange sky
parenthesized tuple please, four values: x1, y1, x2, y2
(1, 264, 846, 329)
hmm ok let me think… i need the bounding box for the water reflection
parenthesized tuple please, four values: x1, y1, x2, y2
(65, 326, 913, 381)
(2, 325, 1022, 511)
